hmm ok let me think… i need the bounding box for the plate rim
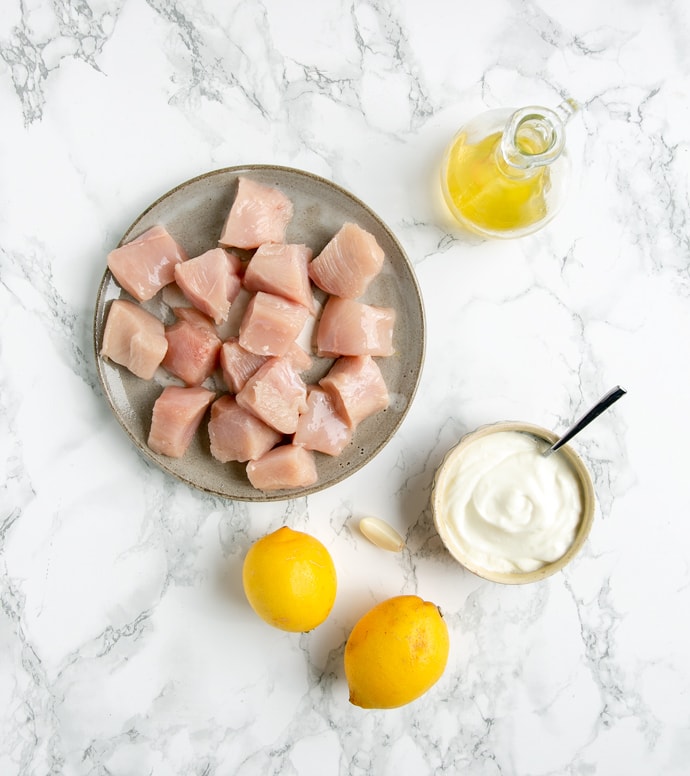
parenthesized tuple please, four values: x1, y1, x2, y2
(93, 164, 426, 501)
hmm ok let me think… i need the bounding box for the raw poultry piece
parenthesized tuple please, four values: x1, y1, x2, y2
(172, 306, 218, 332)
(219, 338, 269, 393)
(293, 387, 353, 456)
(148, 386, 215, 458)
(308, 222, 384, 299)
(162, 316, 222, 386)
(219, 177, 294, 250)
(246, 444, 318, 491)
(220, 339, 312, 393)
(208, 395, 282, 463)
(239, 291, 310, 357)
(100, 299, 168, 380)
(243, 243, 314, 311)
(174, 247, 242, 325)
(316, 296, 395, 357)
(236, 357, 308, 435)
(107, 225, 188, 302)
(283, 342, 313, 372)
(319, 355, 389, 429)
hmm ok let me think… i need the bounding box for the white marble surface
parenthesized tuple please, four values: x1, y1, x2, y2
(1, 1, 689, 774)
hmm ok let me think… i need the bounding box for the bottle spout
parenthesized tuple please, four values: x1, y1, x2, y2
(499, 102, 574, 173)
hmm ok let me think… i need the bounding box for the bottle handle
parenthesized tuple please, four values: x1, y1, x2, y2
(554, 98, 580, 125)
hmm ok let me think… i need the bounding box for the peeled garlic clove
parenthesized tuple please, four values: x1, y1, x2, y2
(358, 517, 405, 552)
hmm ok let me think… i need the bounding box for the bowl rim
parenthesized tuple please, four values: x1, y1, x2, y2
(431, 421, 596, 585)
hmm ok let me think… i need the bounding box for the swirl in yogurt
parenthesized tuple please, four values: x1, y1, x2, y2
(440, 431, 582, 573)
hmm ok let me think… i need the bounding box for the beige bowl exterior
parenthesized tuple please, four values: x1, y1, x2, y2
(431, 422, 596, 585)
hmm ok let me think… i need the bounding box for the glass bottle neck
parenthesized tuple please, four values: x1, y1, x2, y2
(497, 102, 574, 176)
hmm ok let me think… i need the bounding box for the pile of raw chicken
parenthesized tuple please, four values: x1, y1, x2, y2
(100, 177, 396, 492)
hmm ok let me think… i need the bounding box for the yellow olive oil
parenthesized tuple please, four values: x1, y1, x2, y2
(443, 130, 552, 234)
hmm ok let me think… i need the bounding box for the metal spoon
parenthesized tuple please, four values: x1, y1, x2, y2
(542, 386, 627, 457)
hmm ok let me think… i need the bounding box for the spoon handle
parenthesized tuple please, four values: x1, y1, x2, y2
(543, 386, 627, 457)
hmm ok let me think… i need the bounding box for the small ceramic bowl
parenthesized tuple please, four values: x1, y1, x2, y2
(431, 421, 595, 584)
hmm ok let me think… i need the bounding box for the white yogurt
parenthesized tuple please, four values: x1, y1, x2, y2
(437, 430, 583, 574)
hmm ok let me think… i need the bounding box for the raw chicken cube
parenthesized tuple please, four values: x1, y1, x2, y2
(100, 299, 168, 380)
(319, 355, 389, 429)
(236, 357, 308, 434)
(284, 342, 313, 372)
(174, 248, 242, 325)
(219, 177, 293, 250)
(208, 395, 281, 463)
(243, 243, 314, 311)
(148, 386, 215, 458)
(220, 339, 313, 394)
(172, 306, 217, 333)
(107, 225, 188, 302)
(316, 296, 396, 357)
(239, 291, 310, 357)
(308, 222, 385, 298)
(246, 445, 318, 491)
(162, 317, 221, 386)
(219, 338, 269, 393)
(294, 387, 353, 456)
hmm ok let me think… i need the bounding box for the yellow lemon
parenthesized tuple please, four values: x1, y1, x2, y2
(242, 526, 337, 632)
(344, 595, 450, 708)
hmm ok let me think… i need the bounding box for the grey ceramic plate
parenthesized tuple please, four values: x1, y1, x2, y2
(94, 165, 425, 501)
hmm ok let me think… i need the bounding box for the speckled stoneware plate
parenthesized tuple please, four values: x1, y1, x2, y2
(94, 165, 425, 501)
